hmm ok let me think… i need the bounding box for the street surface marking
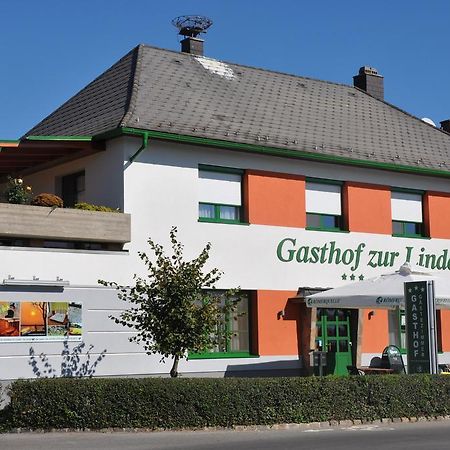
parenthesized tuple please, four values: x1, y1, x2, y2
(303, 425, 396, 433)
(343, 425, 395, 432)
(303, 429, 334, 433)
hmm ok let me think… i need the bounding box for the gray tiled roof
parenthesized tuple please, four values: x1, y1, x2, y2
(25, 47, 139, 137)
(25, 44, 450, 173)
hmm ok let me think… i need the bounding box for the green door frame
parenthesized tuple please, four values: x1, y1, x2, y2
(316, 308, 353, 376)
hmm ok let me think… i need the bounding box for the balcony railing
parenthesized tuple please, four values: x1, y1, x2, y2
(0, 203, 130, 248)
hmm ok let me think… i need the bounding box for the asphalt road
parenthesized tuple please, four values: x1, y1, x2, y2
(1, 420, 450, 450)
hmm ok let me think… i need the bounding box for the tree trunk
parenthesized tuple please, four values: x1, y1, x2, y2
(170, 355, 179, 378)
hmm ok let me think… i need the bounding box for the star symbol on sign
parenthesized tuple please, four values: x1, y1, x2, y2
(408, 288, 412, 293)
(414, 285, 419, 291)
(350, 274, 356, 281)
(421, 287, 425, 292)
(341, 274, 347, 280)
(359, 274, 365, 281)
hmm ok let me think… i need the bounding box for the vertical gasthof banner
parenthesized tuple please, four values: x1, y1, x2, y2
(404, 280, 438, 374)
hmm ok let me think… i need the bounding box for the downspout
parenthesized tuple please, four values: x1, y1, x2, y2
(128, 132, 149, 162)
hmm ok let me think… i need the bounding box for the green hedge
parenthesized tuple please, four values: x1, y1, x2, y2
(1, 375, 450, 431)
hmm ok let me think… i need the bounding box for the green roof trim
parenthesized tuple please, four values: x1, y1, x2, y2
(95, 127, 450, 179)
(0, 139, 20, 144)
(26, 135, 92, 142)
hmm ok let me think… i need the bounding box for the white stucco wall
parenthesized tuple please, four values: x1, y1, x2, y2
(122, 137, 450, 290)
(24, 139, 125, 211)
(0, 136, 449, 379)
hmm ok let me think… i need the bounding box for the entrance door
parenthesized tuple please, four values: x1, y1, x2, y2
(316, 308, 353, 376)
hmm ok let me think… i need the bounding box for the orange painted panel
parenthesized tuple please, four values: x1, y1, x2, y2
(425, 192, 450, 239)
(244, 170, 305, 228)
(440, 310, 450, 352)
(344, 183, 392, 234)
(256, 290, 299, 356)
(361, 309, 389, 353)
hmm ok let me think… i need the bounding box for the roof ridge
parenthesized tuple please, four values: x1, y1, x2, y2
(354, 86, 450, 138)
(22, 43, 450, 174)
(137, 43, 353, 90)
(120, 44, 144, 128)
(137, 44, 448, 138)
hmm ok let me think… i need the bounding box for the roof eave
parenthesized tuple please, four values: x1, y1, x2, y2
(0, 136, 104, 178)
(93, 127, 450, 179)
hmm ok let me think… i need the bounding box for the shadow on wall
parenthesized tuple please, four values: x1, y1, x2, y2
(224, 359, 303, 378)
(29, 340, 106, 378)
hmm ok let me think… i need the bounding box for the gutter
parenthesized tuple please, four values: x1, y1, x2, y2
(127, 131, 150, 162)
(93, 127, 450, 179)
(25, 135, 92, 142)
(21, 128, 448, 179)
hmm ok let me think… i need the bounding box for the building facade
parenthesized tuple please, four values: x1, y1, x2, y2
(0, 42, 449, 379)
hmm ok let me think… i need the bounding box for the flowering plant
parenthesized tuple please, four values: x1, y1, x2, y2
(4, 176, 32, 204)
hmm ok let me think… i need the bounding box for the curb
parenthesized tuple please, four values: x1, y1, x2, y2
(4, 415, 450, 434)
(231, 415, 450, 432)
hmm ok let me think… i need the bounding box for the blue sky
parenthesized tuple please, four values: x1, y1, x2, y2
(1, 0, 450, 139)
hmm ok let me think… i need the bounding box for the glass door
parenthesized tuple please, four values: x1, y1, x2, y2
(316, 308, 353, 376)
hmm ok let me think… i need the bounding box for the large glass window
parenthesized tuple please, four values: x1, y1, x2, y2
(391, 190, 424, 237)
(388, 308, 442, 353)
(0, 301, 82, 342)
(190, 292, 250, 358)
(306, 180, 343, 231)
(198, 166, 244, 224)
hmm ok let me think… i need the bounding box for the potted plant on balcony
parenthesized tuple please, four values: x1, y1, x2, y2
(4, 177, 32, 204)
(31, 193, 64, 208)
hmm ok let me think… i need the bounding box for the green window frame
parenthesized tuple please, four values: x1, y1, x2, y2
(306, 213, 342, 231)
(189, 291, 253, 359)
(305, 178, 345, 232)
(199, 202, 243, 224)
(396, 308, 442, 354)
(392, 220, 424, 238)
(397, 309, 407, 354)
(198, 165, 246, 225)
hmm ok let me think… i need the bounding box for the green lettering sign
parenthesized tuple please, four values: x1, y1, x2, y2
(404, 281, 431, 374)
(275, 238, 450, 272)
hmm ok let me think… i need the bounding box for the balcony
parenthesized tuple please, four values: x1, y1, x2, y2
(0, 203, 130, 248)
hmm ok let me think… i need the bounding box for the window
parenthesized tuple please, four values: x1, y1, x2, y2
(398, 309, 406, 352)
(306, 180, 343, 231)
(0, 301, 82, 342)
(190, 292, 251, 358)
(198, 166, 244, 224)
(61, 171, 85, 208)
(389, 308, 442, 354)
(391, 190, 424, 237)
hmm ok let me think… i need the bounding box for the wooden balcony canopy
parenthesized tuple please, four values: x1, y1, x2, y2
(0, 138, 105, 177)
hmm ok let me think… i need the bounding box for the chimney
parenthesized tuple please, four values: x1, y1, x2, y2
(440, 120, 450, 133)
(353, 66, 384, 101)
(172, 15, 212, 57)
(180, 36, 204, 56)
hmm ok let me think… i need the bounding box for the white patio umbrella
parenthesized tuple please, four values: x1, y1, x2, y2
(305, 263, 450, 309)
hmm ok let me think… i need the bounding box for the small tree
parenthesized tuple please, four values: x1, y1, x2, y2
(100, 227, 240, 377)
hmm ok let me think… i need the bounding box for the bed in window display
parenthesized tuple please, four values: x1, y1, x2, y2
(0, 301, 82, 342)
